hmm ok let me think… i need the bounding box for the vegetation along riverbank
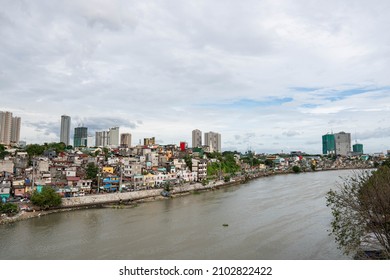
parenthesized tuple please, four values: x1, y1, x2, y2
(0, 166, 372, 225)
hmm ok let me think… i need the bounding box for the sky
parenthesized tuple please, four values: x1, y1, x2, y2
(2, 0, 390, 154)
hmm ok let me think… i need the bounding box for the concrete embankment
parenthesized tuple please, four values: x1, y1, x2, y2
(60, 181, 238, 208)
(0, 180, 242, 225)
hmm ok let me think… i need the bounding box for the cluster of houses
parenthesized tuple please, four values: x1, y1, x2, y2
(0, 143, 376, 203)
(0, 144, 208, 202)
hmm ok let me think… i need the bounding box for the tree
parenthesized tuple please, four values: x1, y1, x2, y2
(292, 165, 301, 173)
(264, 159, 274, 168)
(31, 186, 62, 209)
(241, 151, 261, 167)
(0, 201, 18, 215)
(326, 167, 390, 259)
(46, 142, 66, 153)
(0, 144, 9, 159)
(25, 144, 45, 158)
(184, 154, 192, 171)
(85, 162, 99, 180)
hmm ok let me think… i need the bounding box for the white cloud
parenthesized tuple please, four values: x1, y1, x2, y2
(1, 0, 390, 153)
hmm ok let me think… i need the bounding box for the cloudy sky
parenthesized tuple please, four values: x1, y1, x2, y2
(1, 0, 390, 154)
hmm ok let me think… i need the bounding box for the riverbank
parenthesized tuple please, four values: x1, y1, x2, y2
(0, 167, 370, 225)
(0, 179, 243, 225)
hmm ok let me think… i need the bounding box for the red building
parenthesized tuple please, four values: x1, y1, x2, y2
(180, 142, 187, 151)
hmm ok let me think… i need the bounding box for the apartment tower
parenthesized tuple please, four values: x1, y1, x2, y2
(95, 131, 109, 147)
(11, 116, 21, 144)
(322, 131, 351, 156)
(60, 115, 71, 146)
(334, 132, 351, 156)
(108, 127, 120, 147)
(120, 133, 132, 148)
(74, 127, 88, 147)
(204, 131, 221, 152)
(322, 133, 335, 155)
(192, 129, 202, 148)
(0, 111, 21, 146)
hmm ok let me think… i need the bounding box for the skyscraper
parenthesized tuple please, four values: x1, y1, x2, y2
(322, 133, 335, 155)
(74, 127, 88, 147)
(60, 115, 71, 146)
(0, 111, 12, 145)
(144, 137, 155, 146)
(0, 111, 21, 146)
(108, 127, 120, 147)
(204, 131, 221, 152)
(192, 129, 202, 148)
(120, 133, 132, 148)
(353, 143, 364, 154)
(95, 131, 109, 147)
(322, 131, 351, 156)
(11, 116, 21, 144)
(334, 132, 351, 156)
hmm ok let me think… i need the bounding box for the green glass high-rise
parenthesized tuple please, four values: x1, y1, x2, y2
(353, 143, 364, 154)
(74, 127, 88, 147)
(322, 134, 335, 155)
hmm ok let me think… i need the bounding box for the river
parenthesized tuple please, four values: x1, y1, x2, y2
(0, 170, 354, 260)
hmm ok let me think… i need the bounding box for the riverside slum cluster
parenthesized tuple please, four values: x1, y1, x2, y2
(0, 143, 376, 202)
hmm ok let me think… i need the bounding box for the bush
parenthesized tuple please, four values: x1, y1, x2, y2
(326, 167, 390, 258)
(292, 166, 301, 173)
(31, 186, 62, 209)
(0, 202, 18, 214)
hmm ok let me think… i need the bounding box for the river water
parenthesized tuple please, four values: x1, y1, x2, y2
(0, 170, 354, 260)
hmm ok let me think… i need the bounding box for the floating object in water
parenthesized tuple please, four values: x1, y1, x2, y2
(223, 224, 229, 227)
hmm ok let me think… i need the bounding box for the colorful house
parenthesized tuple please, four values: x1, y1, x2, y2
(102, 176, 120, 192)
(12, 179, 26, 197)
(0, 181, 11, 203)
(102, 167, 114, 174)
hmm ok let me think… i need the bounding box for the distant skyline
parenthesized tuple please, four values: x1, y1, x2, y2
(2, 0, 390, 154)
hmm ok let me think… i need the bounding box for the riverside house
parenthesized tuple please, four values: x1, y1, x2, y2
(0, 180, 11, 202)
(12, 179, 26, 198)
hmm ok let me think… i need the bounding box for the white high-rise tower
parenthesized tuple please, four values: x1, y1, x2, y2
(60, 115, 71, 146)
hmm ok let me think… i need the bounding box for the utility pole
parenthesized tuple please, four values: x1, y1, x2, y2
(119, 161, 123, 192)
(32, 159, 36, 191)
(97, 173, 100, 193)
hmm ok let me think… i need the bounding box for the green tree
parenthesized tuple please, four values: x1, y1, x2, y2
(326, 167, 390, 259)
(46, 142, 66, 153)
(207, 153, 240, 177)
(25, 144, 45, 158)
(31, 186, 62, 209)
(381, 159, 390, 168)
(0, 202, 18, 214)
(85, 162, 99, 180)
(184, 154, 192, 171)
(0, 144, 9, 159)
(241, 151, 261, 167)
(292, 166, 301, 173)
(264, 159, 274, 168)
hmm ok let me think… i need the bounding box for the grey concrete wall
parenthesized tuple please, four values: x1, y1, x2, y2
(61, 182, 215, 207)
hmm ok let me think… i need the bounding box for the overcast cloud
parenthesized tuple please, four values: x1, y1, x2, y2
(2, 0, 390, 153)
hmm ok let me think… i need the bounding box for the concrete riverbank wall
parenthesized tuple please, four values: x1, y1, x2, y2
(60, 181, 234, 208)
